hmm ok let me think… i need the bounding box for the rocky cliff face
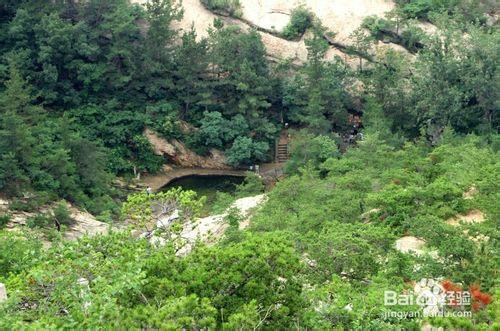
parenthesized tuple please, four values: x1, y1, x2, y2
(144, 129, 230, 169)
(131, 0, 403, 66)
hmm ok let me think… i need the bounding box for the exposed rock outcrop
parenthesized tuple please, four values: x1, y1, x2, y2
(238, 0, 394, 43)
(3, 200, 109, 242)
(463, 185, 478, 199)
(395, 236, 426, 255)
(446, 209, 485, 227)
(0, 198, 8, 212)
(0, 283, 6, 302)
(395, 236, 438, 259)
(176, 194, 267, 255)
(144, 128, 230, 169)
(63, 205, 109, 240)
(131, 0, 404, 67)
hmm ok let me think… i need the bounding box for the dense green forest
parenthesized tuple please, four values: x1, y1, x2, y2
(0, 0, 498, 329)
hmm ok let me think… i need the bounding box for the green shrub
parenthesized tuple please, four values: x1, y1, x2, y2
(226, 137, 269, 167)
(197, 112, 251, 150)
(0, 231, 42, 277)
(45, 228, 63, 241)
(222, 207, 245, 243)
(53, 202, 73, 226)
(8, 193, 52, 212)
(145, 103, 182, 140)
(201, 0, 242, 17)
(396, 0, 461, 20)
(211, 191, 235, 214)
(400, 0, 434, 19)
(0, 214, 10, 228)
(362, 16, 394, 39)
(236, 172, 265, 197)
(285, 133, 340, 174)
(9, 199, 38, 212)
(96, 210, 114, 223)
(185, 132, 211, 156)
(131, 135, 164, 174)
(361, 16, 425, 52)
(282, 7, 313, 40)
(84, 194, 119, 217)
(400, 25, 425, 52)
(26, 213, 52, 229)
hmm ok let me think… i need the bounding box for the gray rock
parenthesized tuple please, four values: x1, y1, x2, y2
(156, 209, 180, 229)
(0, 283, 7, 302)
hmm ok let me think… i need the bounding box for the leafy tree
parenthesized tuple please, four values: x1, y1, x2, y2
(142, 0, 183, 100)
(198, 111, 228, 148)
(285, 132, 340, 174)
(365, 19, 498, 138)
(208, 25, 274, 129)
(409, 23, 498, 137)
(0, 63, 40, 195)
(129, 135, 164, 174)
(173, 28, 210, 120)
(52, 201, 73, 226)
(235, 172, 265, 196)
(0, 111, 36, 195)
(226, 136, 269, 166)
(349, 27, 374, 71)
(284, 25, 353, 133)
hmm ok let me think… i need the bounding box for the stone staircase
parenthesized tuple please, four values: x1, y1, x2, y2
(275, 130, 290, 163)
(276, 142, 289, 163)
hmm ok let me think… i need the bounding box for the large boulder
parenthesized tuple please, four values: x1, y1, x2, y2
(64, 205, 109, 240)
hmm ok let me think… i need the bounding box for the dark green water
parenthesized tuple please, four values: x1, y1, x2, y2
(163, 175, 244, 215)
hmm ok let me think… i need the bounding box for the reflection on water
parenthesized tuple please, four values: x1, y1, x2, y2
(162, 175, 244, 216)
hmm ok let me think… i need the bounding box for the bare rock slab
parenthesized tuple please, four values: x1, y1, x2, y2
(0, 283, 7, 302)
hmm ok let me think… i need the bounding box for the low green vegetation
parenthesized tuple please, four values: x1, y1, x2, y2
(282, 7, 314, 40)
(394, 0, 492, 22)
(362, 15, 425, 52)
(201, 0, 242, 17)
(1, 133, 497, 329)
(23, 202, 73, 231)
